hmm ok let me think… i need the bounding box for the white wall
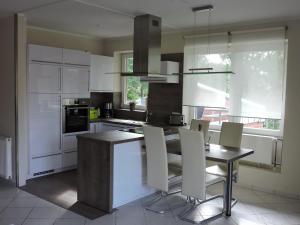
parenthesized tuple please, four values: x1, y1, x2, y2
(0, 15, 16, 183)
(103, 20, 300, 197)
(27, 26, 104, 55)
(16, 14, 28, 186)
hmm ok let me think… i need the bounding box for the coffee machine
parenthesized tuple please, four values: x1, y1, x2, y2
(104, 102, 113, 118)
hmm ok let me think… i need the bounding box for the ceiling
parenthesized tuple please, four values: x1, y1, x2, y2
(1, 0, 300, 38)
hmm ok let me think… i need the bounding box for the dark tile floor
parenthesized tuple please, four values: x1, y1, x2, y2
(21, 170, 106, 219)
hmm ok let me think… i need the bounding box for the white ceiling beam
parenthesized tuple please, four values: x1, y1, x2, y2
(18, 0, 70, 13)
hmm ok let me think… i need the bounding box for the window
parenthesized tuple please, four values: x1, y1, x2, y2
(183, 28, 287, 136)
(121, 53, 148, 109)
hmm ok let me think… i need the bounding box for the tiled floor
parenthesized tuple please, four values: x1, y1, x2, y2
(1, 179, 300, 225)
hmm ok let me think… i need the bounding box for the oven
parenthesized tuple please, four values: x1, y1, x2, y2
(63, 98, 90, 134)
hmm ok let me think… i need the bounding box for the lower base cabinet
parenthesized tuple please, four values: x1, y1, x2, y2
(62, 151, 77, 168)
(30, 154, 62, 177)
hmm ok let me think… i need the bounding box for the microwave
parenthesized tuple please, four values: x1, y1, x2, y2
(169, 113, 185, 126)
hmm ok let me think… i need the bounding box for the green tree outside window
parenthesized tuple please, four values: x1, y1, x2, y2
(125, 57, 148, 106)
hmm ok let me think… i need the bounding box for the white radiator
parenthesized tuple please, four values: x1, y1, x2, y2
(0, 136, 12, 179)
(208, 131, 281, 166)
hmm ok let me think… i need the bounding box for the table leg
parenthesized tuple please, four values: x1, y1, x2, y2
(225, 161, 233, 216)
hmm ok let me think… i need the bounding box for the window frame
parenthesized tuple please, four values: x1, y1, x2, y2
(121, 53, 147, 110)
(188, 104, 284, 137)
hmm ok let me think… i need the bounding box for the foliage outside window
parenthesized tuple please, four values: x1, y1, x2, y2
(122, 54, 148, 108)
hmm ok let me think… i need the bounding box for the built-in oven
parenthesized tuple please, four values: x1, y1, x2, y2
(63, 98, 90, 134)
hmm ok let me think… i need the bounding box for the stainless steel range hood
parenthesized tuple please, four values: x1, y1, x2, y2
(121, 14, 177, 82)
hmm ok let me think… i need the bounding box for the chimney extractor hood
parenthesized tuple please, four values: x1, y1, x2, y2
(120, 14, 178, 82)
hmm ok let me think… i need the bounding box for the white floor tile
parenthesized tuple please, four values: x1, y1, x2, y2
(231, 214, 266, 225)
(0, 218, 24, 225)
(28, 207, 63, 219)
(22, 218, 56, 225)
(85, 213, 116, 225)
(0, 207, 32, 219)
(54, 218, 85, 225)
(145, 211, 178, 225)
(1, 181, 300, 225)
(0, 198, 13, 208)
(284, 213, 300, 225)
(58, 210, 85, 220)
(0, 190, 18, 199)
(9, 197, 39, 208)
(260, 213, 289, 225)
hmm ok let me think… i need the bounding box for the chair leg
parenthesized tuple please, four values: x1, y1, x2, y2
(144, 190, 184, 214)
(178, 195, 224, 224)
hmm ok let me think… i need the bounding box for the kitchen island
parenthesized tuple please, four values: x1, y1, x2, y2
(77, 127, 178, 213)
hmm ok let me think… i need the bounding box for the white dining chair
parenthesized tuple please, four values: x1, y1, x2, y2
(190, 119, 210, 143)
(168, 119, 210, 171)
(178, 128, 225, 224)
(206, 122, 244, 182)
(143, 126, 182, 214)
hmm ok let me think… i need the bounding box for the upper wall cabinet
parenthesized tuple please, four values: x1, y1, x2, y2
(90, 55, 114, 92)
(62, 66, 90, 94)
(28, 44, 62, 64)
(63, 49, 91, 66)
(161, 61, 179, 83)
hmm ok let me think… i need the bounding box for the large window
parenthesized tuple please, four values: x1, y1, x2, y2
(122, 53, 148, 108)
(183, 28, 287, 135)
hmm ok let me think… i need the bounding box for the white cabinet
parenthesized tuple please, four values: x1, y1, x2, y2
(28, 64, 61, 93)
(29, 94, 61, 158)
(30, 154, 62, 176)
(62, 66, 90, 94)
(161, 61, 179, 83)
(63, 49, 90, 66)
(62, 134, 77, 152)
(90, 55, 114, 92)
(62, 152, 77, 168)
(28, 44, 62, 63)
(113, 141, 155, 207)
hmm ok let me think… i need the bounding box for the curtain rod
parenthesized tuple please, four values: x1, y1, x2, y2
(183, 26, 287, 39)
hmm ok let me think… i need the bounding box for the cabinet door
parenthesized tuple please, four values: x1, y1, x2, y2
(29, 64, 61, 93)
(62, 152, 77, 168)
(90, 55, 114, 92)
(31, 154, 62, 176)
(63, 49, 90, 66)
(62, 134, 77, 152)
(29, 94, 61, 157)
(89, 123, 97, 133)
(28, 44, 62, 63)
(62, 67, 89, 94)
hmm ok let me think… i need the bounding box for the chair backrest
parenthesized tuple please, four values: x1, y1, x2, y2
(143, 126, 169, 192)
(219, 122, 244, 148)
(190, 119, 210, 143)
(179, 128, 206, 200)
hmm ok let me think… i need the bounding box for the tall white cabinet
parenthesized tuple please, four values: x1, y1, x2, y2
(28, 44, 90, 178)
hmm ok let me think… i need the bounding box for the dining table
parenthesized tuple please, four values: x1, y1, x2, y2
(166, 139, 254, 216)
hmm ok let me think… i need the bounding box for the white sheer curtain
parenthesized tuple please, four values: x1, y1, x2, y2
(183, 34, 230, 108)
(229, 28, 286, 119)
(183, 28, 286, 121)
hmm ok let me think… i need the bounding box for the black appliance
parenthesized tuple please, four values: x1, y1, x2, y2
(63, 98, 90, 133)
(104, 102, 113, 118)
(169, 112, 185, 126)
